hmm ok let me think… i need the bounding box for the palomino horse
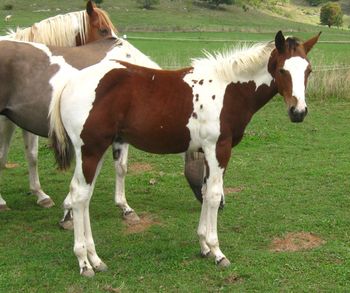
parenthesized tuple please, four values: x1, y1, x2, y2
(49, 31, 320, 276)
(0, 0, 116, 210)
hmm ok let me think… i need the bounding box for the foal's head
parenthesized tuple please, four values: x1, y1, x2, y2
(269, 31, 321, 123)
(85, 0, 117, 44)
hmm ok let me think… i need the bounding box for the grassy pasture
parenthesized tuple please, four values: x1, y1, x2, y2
(1, 0, 350, 292)
(1, 100, 350, 292)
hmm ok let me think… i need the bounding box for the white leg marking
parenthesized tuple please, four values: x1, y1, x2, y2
(197, 146, 228, 265)
(84, 159, 107, 271)
(113, 143, 135, 215)
(71, 150, 106, 276)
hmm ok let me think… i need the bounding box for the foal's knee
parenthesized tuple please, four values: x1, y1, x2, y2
(205, 187, 223, 209)
(116, 161, 127, 176)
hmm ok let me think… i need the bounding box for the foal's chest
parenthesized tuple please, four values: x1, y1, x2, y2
(183, 72, 229, 150)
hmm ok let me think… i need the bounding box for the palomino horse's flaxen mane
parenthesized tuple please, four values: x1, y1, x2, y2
(7, 8, 116, 46)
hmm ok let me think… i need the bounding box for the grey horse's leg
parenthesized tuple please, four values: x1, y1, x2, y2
(0, 117, 16, 211)
(22, 130, 55, 208)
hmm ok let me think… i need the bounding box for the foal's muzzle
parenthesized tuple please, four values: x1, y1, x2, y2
(288, 106, 308, 123)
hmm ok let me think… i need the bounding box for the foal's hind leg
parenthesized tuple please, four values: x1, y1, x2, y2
(22, 130, 55, 208)
(59, 143, 140, 230)
(113, 142, 140, 223)
(71, 150, 107, 276)
(59, 195, 74, 230)
(0, 117, 16, 211)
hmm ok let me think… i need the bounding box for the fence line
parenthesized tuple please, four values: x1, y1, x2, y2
(160, 64, 350, 72)
(125, 36, 350, 45)
(313, 66, 350, 72)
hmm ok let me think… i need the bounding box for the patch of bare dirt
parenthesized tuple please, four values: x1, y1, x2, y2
(103, 286, 121, 293)
(224, 186, 243, 194)
(124, 213, 160, 234)
(224, 273, 244, 284)
(5, 162, 20, 169)
(128, 162, 153, 174)
(270, 232, 325, 252)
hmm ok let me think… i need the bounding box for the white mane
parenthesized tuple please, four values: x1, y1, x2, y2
(6, 11, 88, 47)
(192, 42, 275, 82)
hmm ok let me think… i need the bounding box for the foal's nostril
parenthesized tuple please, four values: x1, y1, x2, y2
(290, 106, 296, 114)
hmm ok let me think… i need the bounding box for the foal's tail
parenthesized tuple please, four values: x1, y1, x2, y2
(48, 96, 74, 171)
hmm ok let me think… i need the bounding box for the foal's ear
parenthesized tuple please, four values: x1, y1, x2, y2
(275, 31, 286, 54)
(303, 32, 322, 54)
(86, 0, 97, 17)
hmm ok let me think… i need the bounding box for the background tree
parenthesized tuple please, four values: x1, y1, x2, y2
(198, 0, 234, 8)
(136, 0, 160, 9)
(320, 2, 343, 28)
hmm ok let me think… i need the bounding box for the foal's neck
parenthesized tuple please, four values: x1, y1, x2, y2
(233, 64, 278, 115)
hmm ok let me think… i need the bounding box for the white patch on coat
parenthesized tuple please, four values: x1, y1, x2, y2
(60, 61, 126, 148)
(104, 39, 160, 69)
(283, 56, 309, 111)
(184, 42, 275, 153)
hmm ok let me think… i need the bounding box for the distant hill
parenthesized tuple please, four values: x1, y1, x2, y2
(0, 0, 349, 34)
(260, 0, 349, 28)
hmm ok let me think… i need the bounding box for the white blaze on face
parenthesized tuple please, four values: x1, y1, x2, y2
(283, 56, 309, 112)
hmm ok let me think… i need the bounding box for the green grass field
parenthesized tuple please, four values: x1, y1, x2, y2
(0, 1, 350, 292)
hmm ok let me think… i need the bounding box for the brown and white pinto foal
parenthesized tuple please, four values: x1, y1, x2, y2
(50, 31, 320, 276)
(0, 0, 116, 211)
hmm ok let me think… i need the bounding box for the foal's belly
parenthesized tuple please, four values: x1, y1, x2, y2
(122, 127, 191, 154)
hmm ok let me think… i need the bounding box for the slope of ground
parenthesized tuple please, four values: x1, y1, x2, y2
(1, 0, 348, 34)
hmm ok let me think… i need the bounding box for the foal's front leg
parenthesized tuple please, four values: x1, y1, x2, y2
(197, 143, 231, 267)
(22, 130, 55, 208)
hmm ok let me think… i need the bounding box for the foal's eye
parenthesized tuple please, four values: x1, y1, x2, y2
(99, 28, 109, 36)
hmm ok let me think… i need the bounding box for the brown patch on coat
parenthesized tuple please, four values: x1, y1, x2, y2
(81, 62, 194, 184)
(128, 162, 153, 174)
(270, 232, 325, 252)
(124, 213, 161, 234)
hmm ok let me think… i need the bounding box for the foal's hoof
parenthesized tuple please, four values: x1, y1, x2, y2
(38, 198, 55, 208)
(216, 257, 231, 268)
(81, 267, 95, 278)
(123, 211, 140, 225)
(94, 261, 108, 272)
(59, 219, 74, 231)
(0, 204, 10, 211)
